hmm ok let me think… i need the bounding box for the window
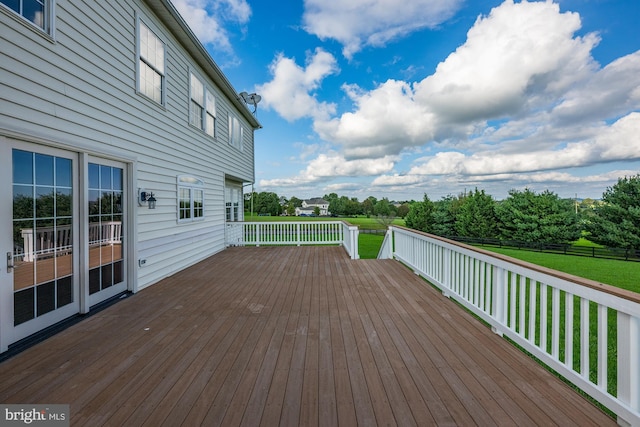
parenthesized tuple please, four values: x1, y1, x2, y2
(206, 91, 216, 137)
(190, 72, 216, 137)
(228, 114, 243, 150)
(225, 185, 242, 222)
(138, 20, 165, 104)
(177, 175, 204, 222)
(189, 73, 204, 129)
(1, 0, 52, 33)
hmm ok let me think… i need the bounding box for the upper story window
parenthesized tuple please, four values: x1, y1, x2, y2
(177, 175, 204, 222)
(205, 91, 216, 137)
(138, 20, 165, 105)
(228, 114, 243, 151)
(190, 72, 216, 137)
(189, 73, 204, 130)
(1, 0, 52, 33)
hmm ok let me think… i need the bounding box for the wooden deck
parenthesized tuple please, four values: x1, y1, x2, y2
(0, 246, 614, 426)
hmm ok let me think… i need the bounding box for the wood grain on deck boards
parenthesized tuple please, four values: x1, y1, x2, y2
(0, 246, 615, 426)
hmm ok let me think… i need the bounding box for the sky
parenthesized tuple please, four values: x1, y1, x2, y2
(172, 0, 640, 202)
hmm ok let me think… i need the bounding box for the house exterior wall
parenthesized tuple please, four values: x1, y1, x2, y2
(1, 0, 260, 295)
(298, 199, 330, 216)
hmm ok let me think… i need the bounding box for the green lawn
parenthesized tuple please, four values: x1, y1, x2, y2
(359, 234, 385, 259)
(245, 213, 404, 228)
(482, 247, 639, 293)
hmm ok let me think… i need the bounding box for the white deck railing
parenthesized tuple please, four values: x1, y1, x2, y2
(380, 226, 640, 426)
(18, 222, 122, 262)
(225, 221, 360, 259)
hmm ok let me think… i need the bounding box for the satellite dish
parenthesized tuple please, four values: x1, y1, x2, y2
(239, 92, 261, 114)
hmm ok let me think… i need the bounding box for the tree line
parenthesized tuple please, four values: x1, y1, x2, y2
(246, 192, 410, 218)
(247, 174, 640, 250)
(404, 175, 640, 250)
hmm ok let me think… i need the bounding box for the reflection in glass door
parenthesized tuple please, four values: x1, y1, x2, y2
(88, 163, 124, 296)
(12, 149, 74, 326)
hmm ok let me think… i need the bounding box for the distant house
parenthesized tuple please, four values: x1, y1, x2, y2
(0, 0, 261, 352)
(295, 198, 330, 216)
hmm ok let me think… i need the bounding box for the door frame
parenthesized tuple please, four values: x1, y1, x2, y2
(1, 140, 81, 351)
(83, 155, 131, 309)
(0, 135, 138, 352)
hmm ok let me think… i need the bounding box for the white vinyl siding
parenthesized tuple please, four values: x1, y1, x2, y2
(1, 0, 258, 293)
(138, 19, 165, 104)
(1, 0, 52, 33)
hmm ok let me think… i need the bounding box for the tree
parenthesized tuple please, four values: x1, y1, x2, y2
(329, 196, 346, 216)
(253, 192, 281, 216)
(431, 195, 463, 237)
(455, 189, 498, 238)
(362, 196, 376, 216)
(396, 203, 410, 218)
(587, 175, 640, 249)
(405, 194, 435, 233)
(495, 188, 581, 244)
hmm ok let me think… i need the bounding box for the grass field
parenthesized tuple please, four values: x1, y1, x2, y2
(245, 213, 404, 227)
(482, 247, 639, 293)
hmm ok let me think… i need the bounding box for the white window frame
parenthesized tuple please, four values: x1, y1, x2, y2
(137, 18, 166, 105)
(177, 175, 205, 223)
(189, 71, 216, 137)
(205, 90, 216, 137)
(1, 0, 54, 35)
(228, 113, 243, 151)
(189, 72, 204, 130)
(225, 184, 243, 222)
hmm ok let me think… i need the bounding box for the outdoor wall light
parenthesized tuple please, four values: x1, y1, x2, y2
(138, 188, 157, 210)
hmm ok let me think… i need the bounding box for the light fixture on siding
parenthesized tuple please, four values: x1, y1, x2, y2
(138, 188, 157, 210)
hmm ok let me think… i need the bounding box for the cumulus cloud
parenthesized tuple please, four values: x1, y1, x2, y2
(551, 51, 640, 124)
(259, 1, 640, 198)
(303, 0, 463, 58)
(172, 0, 251, 52)
(256, 48, 339, 121)
(313, 0, 604, 158)
(401, 113, 640, 176)
(260, 153, 397, 187)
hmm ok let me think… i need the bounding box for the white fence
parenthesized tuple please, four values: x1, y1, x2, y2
(225, 221, 360, 259)
(380, 226, 640, 426)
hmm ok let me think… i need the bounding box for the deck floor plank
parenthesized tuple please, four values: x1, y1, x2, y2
(0, 246, 616, 426)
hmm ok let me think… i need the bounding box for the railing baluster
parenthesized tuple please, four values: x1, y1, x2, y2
(518, 275, 526, 336)
(580, 297, 590, 379)
(528, 280, 537, 344)
(565, 292, 574, 369)
(540, 284, 548, 353)
(597, 303, 608, 390)
(552, 287, 560, 359)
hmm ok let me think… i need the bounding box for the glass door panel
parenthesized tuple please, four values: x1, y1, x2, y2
(12, 149, 76, 327)
(88, 162, 125, 300)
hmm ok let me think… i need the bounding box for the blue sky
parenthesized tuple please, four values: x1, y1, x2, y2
(173, 0, 640, 201)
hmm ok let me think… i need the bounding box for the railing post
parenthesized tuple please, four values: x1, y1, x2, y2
(492, 265, 506, 336)
(617, 312, 640, 426)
